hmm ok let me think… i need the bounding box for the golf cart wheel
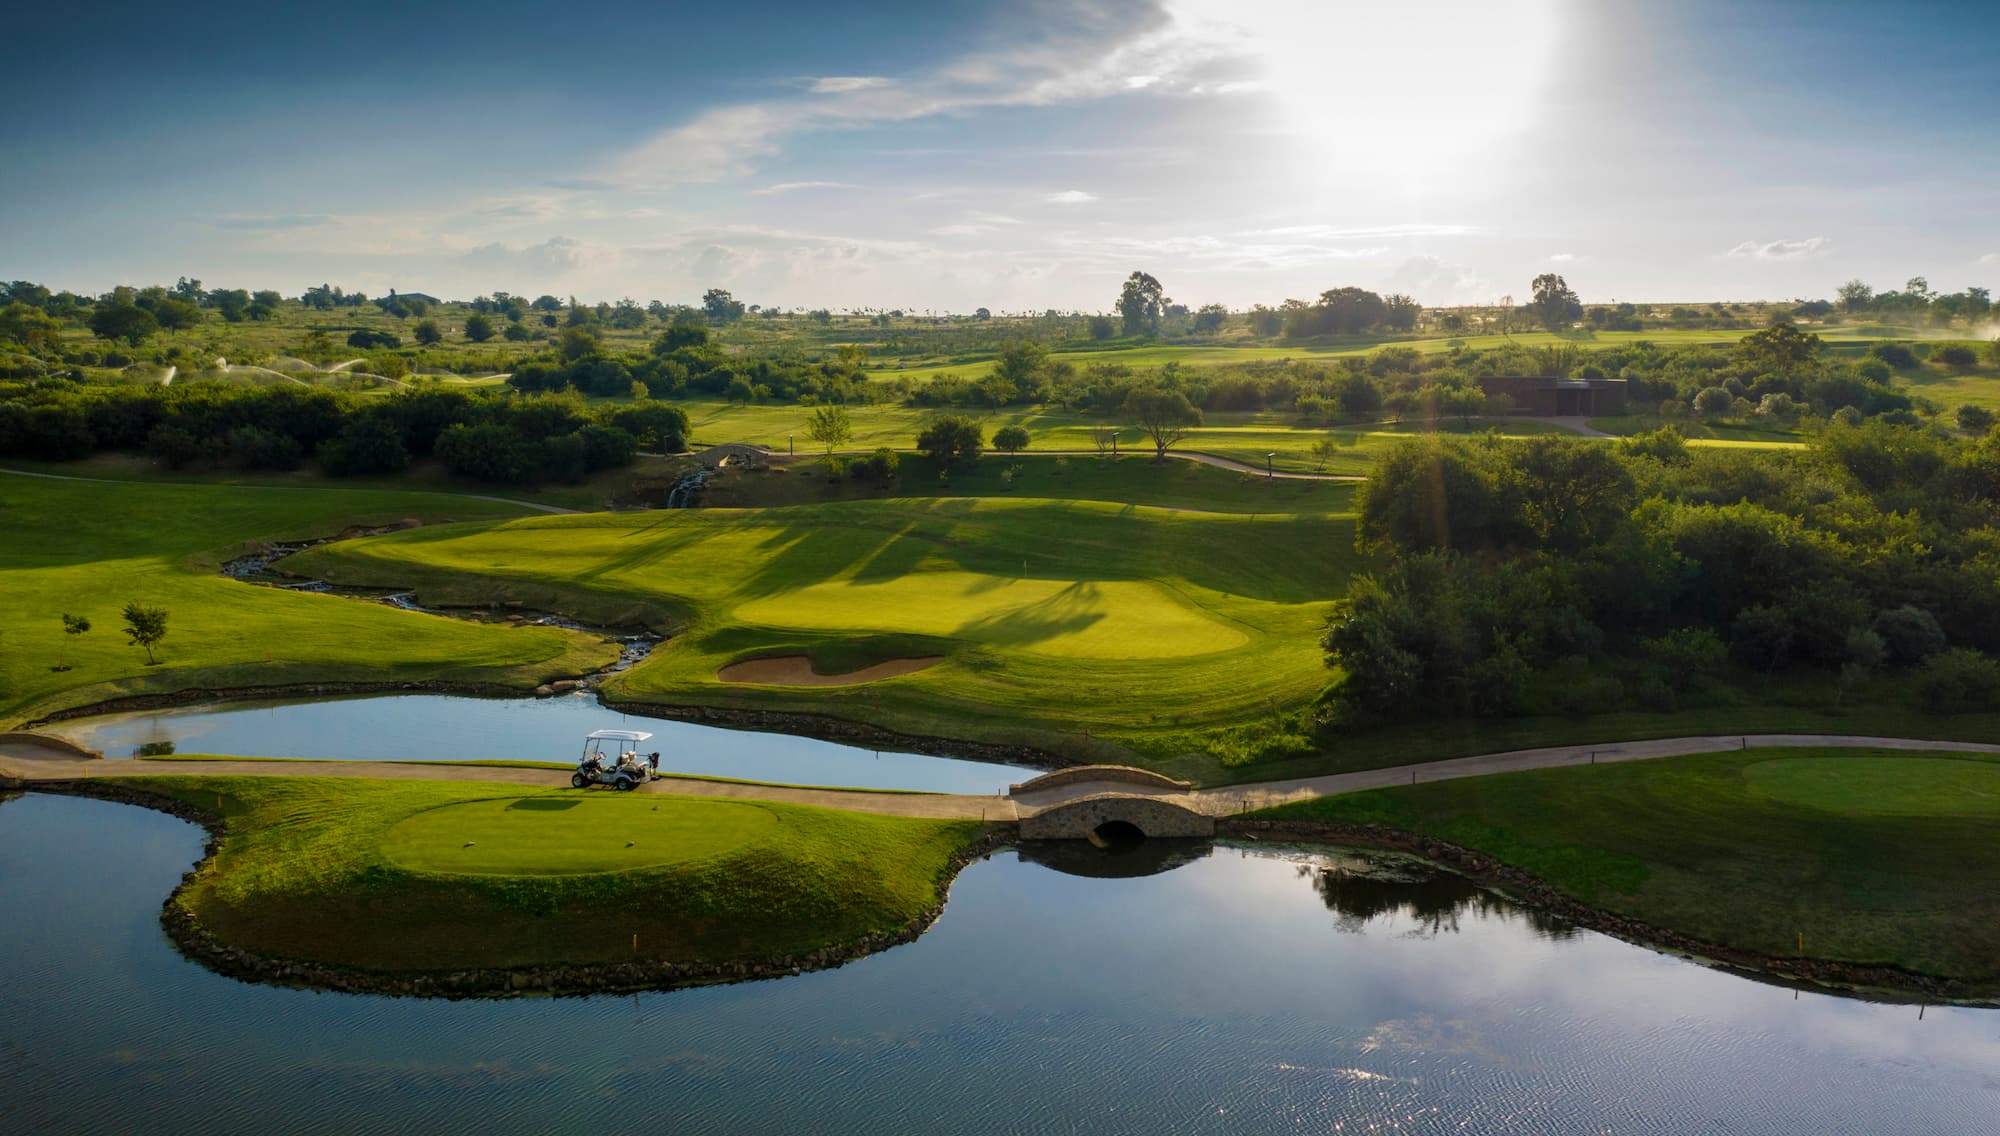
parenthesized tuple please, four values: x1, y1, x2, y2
(614, 776, 637, 792)
(571, 772, 590, 789)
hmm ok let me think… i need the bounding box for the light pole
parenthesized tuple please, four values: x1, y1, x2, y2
(788, 434, 794, 456)
(1266, 451, 1275, 479)
(1111, 430, 1119, 456)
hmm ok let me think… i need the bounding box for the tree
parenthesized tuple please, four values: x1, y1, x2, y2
(804, 405, 853, 458)
(1087, 315, 1116, 340)
(413, 319, 443, 346)
(1382, 293, 1422, 331)
(1529, 274, 1582, 331)
(992, 339, 1047, 403)
(1957, 404, 1995, 434)
(463, 313, 495, 343)
(1693, 387, 1734, 418)
(318, 417, 411, 476)
(89, 303, 158, 347)
(1192, 303, 1228, 334)
(55, 613, 89, 671)
(1, 302, 63, 354)
(122, 602, 168, 665)
(1837, 279, 1874, 311)
(1127, 387, 1202, 459)
(703, 288, 746, 324)
(916, 414, 984, 469)
(993, 425, 1030, 454)
(1115, 271, 1166, 336)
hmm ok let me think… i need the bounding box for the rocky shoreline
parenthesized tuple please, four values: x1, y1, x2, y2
(1219, 816, 1998, 1006)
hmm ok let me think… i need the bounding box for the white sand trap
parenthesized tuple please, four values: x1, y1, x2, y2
(717, 655, 943, 686)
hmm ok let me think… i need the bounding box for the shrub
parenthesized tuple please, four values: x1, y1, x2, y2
(1730, 604, 1793, 671)
(1855, 358, 1893, 383)
(346, 329, 400, 350)
(144, 423, 202, 469)
(916, 414, 983, 469)
(225, 426, 304, 472)
(1871, 605, 1947, 668)
(992, 424, 1030, 453)
(1935, 344, 1978, 369)
(318, 417, 410, 476)
(1956, 404, 1995, 434)
(1917, 648, 2000, 714)
(1643, 627, 1727, 690)
(436, 422, 533, 483)
(1871, 342, 1918, 369)
(850, 446, 900, 482)
(1693, 387, 1733, 418)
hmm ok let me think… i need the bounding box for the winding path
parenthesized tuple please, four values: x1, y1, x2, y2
(8, 733, 1999, 824)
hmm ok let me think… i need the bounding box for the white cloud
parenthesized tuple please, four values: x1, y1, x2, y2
(1239, 223, 1474, 240)
(1548, 252, 1579, 263)
(808, 76, 892, 94)
(209, 213, 333, 230)
(1384, 255, 1486, 303)
(460, 236, 591, 279)
(1046, 189, 1099, 205)
(751, 181, 857, 196)
(1978, 252, 2000, 267)
(1124, 74, 1161, 89)
(1727, 236, 1830, 260)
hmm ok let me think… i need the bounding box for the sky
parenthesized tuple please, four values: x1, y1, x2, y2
(3, 0, 1996, 310)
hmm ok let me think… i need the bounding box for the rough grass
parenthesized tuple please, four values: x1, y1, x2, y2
(286, 495, 1358, 775)
(0, 476, 620, 727)
(1258, 747, 2000, 984)
(126, 774, 984, 970)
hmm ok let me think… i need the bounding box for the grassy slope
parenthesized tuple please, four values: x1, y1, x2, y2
(286, 493, 1358, 776)
(0, 476, 619, 726)
(1258, 747, 2000, 984)
(128, 774, 982, 970)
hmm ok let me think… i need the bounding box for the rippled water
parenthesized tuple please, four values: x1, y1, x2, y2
(4, 792, 1997, 1135)
(50, 692, 1033, 794)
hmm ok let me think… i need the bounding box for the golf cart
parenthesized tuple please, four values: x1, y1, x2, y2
(572, 729, 659, 791)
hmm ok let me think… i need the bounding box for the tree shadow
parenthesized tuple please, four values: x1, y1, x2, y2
(953, 581, 1107, 648)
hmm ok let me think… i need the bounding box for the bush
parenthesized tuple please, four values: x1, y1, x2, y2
(992, 424, 1030, 453)
(143, 423, 202, 469)
(1872, 605, 1947, 668)
(225, 426, 303, 471)
(1088, 316, 1115, 340)
(346, 330, 400, 350)
(436, 422, 533, 483)
(1871, 342, 1918, 369)
(1730, 604, 1793, 671)
(916, 414, 983, 469)
(318, 417, 410, 476)
(1917, 648, 2000, 714)
(850, 446, 899, 482)
(1643, 627, 1727, 690)
(1956, 404, 1995, 434)
(1693, 387, 1733, 418)
(1935, 344, 1978, 369)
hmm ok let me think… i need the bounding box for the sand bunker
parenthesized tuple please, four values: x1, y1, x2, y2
(717, 655, 942, 686)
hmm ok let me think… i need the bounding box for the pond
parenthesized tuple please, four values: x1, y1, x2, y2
(49, 692, 1034, 795)
(3, 792, 1997, 1135)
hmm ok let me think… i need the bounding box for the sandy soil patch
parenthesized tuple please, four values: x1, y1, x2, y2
(716, 655, 943, 686)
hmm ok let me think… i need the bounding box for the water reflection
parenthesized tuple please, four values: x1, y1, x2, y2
(1015, 838, 1213, 878)
(1312, 854, 1577, 939)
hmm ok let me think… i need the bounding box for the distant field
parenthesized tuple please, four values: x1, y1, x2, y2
(0, 475, 618, 727)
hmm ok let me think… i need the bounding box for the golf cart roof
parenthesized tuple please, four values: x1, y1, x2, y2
(586, 729, 654, 742)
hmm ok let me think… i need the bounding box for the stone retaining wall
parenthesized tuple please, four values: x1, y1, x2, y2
(0, 731, 101, 759)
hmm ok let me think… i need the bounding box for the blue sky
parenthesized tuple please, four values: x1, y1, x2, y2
(3, 0, 1996, 310)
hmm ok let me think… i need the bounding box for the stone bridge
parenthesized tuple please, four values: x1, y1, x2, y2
(1011, 764, 1214, 843)
(690, 443, 777, 470)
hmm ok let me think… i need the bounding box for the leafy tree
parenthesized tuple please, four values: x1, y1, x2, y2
(558, 326, 601, 362)
(1837, 279, 1874, 311)
(1382, 293, 1422, 331)
(973, 307, 991, 320)
(804, 405, 853, 457)
(88, 304, 158, 346)
(121, 602, 168, 665)
(1872, 605, 1947, 667)
(1529, 274, 1582, 331)
(702, 288, 746, 324)
(0, 302, 63, 354)
(992, 340, 1047, 402)
(1192, 303, 1228, 334)
(463, 313, 496, 343)
(346, 329, 399, 349)
(1918, 648, 2000, 713)
(1126, 387, 1202, 460)
(916, 414, 983, 469)
(318, 417, 411, 476)
(1087, 315, 1116, 340)
(55, 613, 90, 671)
(993, 424, 1030, 454)
(1115, 271, 1166, 336)
(1693, 387, 1734, 418)
(413, 319, 443, 346)
(1734, 322, 1822, 374)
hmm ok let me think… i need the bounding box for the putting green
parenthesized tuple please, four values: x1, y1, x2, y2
(731, 573, 1249, 658)
(381, 796, 779, 876)
(1742, 756, 2000, 817)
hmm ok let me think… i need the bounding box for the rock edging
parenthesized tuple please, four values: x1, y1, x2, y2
(1222, 816, 1992, 1005)
(28, 778, 1014, 999)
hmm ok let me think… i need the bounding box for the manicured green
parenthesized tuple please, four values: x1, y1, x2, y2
(287, 495, 1358, 777)
(0, 475, 620, 726)
(1258, 747, 2000, 986)
(128, 774, 983, 970)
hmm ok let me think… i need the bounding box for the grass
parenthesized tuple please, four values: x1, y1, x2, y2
(285, 494, 1359, 777)
(0, 475, 620, 727)
(1258, 747, 2000, 986)
(121, 774, 983, 970)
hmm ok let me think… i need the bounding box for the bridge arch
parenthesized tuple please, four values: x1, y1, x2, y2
(1018, 793, 1215, 841)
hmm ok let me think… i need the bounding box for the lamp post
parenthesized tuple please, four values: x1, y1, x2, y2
(1266, 451, 1276, 479)
(1111, 430, 1119, 456)
(788, 434, 794, 455)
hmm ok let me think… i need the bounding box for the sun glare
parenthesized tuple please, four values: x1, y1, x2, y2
(1179, 0, 1564, 177)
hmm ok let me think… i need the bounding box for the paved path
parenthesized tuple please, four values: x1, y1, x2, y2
(11, 733, 2000, 824)
(0, 467, 578, 515)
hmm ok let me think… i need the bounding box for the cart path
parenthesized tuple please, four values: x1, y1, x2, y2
(0, 467, 579, 515)
(10, 733, 2000, 823)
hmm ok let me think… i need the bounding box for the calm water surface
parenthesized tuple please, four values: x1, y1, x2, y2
(51, 692, 1032, 794)
(3, 792, 1996, 1135)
